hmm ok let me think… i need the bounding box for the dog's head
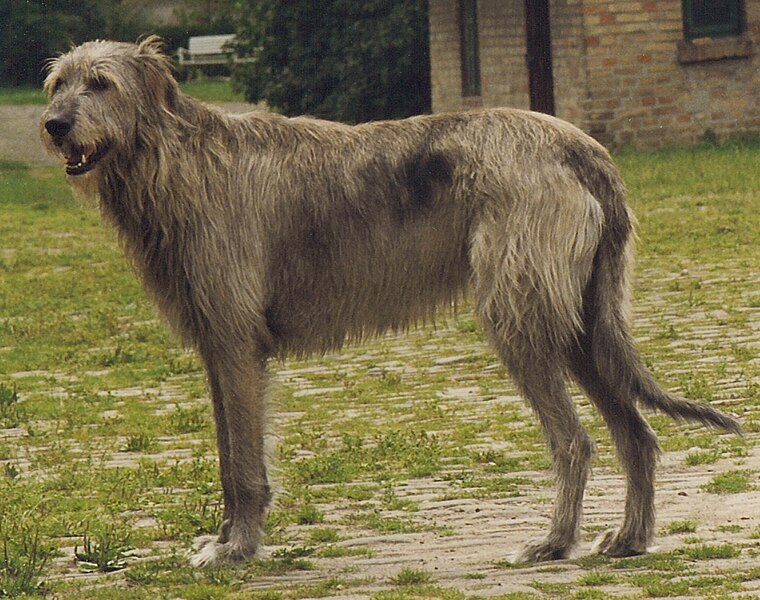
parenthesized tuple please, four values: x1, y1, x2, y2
(41, 36, 177, 178)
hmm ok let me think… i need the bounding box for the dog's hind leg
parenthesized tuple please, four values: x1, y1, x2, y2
(190, 351, 272, 567)
(470, 175, 602, 562)
(478, 301, 594, 562)
(569, 342, 660, 557)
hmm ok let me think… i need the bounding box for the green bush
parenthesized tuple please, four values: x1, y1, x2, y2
(233, 0, 430, 122)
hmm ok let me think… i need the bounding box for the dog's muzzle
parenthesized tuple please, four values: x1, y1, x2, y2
(43, 114, 109, 176)
(44, 117, 72, 140)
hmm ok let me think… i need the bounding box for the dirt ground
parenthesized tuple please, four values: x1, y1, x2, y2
(265, 362, 760, 598)
(0, 105, 56, 165)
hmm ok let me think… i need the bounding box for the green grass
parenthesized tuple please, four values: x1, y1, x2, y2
(0, 80, 243, 106)
(390, 567, 433, 586)
(701, 470, 754, 495)
(0, 138, 759, 598)
(0, 86, 47, 105)
(685, 449, 721, 466)
(178, 79, 246, 103)
(662, 519, 698, 535)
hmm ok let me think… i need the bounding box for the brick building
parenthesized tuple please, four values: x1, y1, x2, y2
(429, 1, 759, 147)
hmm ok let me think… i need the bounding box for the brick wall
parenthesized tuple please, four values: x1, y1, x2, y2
(479, 1, 530, 110)
(428, 0, 760, 148)
(551, 0, 587, 125)
(581, 0, 760, 147)
(429, 0, 531, 112)
(429, 0, 465, 111)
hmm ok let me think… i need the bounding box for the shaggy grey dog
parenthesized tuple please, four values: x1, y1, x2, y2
(41, 37, 740, 567)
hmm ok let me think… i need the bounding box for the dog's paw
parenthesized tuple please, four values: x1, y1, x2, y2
(513, 537, 573, 564)
(592, 529, 648, 558)
(189, 536, 254, 568)
(189, 539, 225, 568)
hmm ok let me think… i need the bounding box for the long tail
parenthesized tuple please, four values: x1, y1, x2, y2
(568, 142, 742, 435)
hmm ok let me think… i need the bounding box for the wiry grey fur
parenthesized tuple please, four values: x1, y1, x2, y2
(41, 38, 741, 567)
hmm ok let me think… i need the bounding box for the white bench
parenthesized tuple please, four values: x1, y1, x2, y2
(177, 34, 251, 67)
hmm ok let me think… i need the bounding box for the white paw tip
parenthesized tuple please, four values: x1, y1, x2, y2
(189, 541, 222, 568)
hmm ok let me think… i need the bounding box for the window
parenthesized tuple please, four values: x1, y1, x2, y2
(460, 0, 481, 97)
(682, 0, 743, 40)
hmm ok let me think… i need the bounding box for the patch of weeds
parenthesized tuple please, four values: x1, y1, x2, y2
(748, 525, 760, 539)
(290, 577, 354, 599)
(374, 585, 467, 600)
(570, 554, 611, 570)
(390, 567, 433, 586)
(660, 432, 716, 452)
(494, 558, 526, 569)
(345, 510, 428, 535)
(249, 546, 315, 575)
(381, 482, 419, 512)
(343, 484, 377, 502)
(444, 471, 530, 498)
(472, 449, 524, 473)
(271, 545, 315, 560)
(578, 571, 617, 586)
(720, 435, 751, 458)
(246, 592, 284, 600)
(122, 433, 157, 453)
(317, 545, 373, 559)
(684, 449, 720, 466)
(529, 581, 572, 596)
(662, 519, 698, 535)
(631, 573, 741, 597)
(678, 373, 715, 401)
(156, 488, 222, 541)
(676, 543, 740, 560)
(613, 551, 687, 572)
(701, 469, 754, 494)
(75, 523, 134, 572)
(293, 430, 442, 484)
(653, 320, 679, 341)
(295, 504, 324, 525)
(0, 522, 55, 597)
(308, 527, 340, 544)
(682, 535, 703, 544)
(97, 344, 139, 367)
(292, 451, 356, 485)
(0, 384, 26, 428)
(629, 573, 686, 598)
(168, 403, 209, 434)
(463, 572, 486, 580)
(126, 553, 235, 588)
(3, 463, 21, 481)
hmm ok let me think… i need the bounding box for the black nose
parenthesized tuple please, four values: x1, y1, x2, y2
(45, 117, 72, 139)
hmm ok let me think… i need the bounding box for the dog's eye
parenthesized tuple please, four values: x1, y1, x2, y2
(88, 77, 110, 92)
(49, 78, 64, 96)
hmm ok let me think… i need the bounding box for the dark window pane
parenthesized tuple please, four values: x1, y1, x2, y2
(684, 0, 742, 39)
(692, 0, 733, 28)
(460, 0, 481, 96)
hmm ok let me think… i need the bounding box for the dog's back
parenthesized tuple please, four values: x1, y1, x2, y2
(253, 109, 611, 357)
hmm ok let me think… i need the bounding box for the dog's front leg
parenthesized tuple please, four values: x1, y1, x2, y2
(190, 353, 272, 567)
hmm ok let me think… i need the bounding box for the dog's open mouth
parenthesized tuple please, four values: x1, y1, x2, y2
(64, 144, 109, 176)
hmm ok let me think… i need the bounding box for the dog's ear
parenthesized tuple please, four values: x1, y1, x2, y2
(137, 35, 167, 57)
(136, 36, 178, 113)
